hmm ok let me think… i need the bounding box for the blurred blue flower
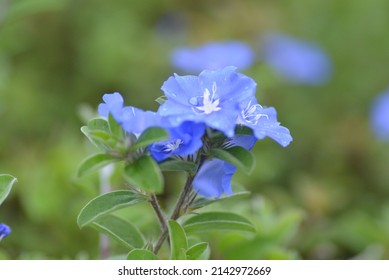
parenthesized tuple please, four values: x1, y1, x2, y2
(261, 33, 332, 85)
(0, 223, 11, 240)
(159, 66, 257, 137)
(193, 134, 256, 198)
(150, 121, 205, 162)
(371, 89, 389, 140)
(171, 41, 254, 72)
(237, 97, 293, 147)
(98, 92, 159, 135)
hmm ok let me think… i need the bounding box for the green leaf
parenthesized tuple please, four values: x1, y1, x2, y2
(159, 159, 197, 173)
(0, 174, 17, 206)
(77, 190, 147, 228)
(91, 215, 145, 249)
(123, 156, 163, 194)
(183, 212, 255, 233)
(130, 127, 168, 151)
(186, 242, 209, 260)
(211, 146, 255, 174)
(168, 220, 188, 260)
(81, 126, 112, 151)
(108, 114, 125, 139)
(127, 249, 159, 260)
(81, 118, 116, 151)
(77, 153, 119, 177)
(87, 117, 110, 133)
(191, 191, 250, 209)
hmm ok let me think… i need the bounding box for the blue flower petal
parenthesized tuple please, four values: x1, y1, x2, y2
(0, 223, 11, 239)
(98, 92, 160, 135)
(225, 134, 257, 150)
(121, 107, 160, 135)
(159, 67, 257, 137)
(150, 121, 205, 162)
(237, 98, 293, 147)
(171, 41, 255, 72)
(193, 159, 233, 198)
(371, 89, 389, 140)
(261, 33, 332, 85)
(98, 92, 124, 120)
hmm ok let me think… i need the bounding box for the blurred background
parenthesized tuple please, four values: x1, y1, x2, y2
(1, 0, 389, 259)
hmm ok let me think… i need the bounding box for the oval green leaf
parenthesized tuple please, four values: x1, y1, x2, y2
(77, 153, 119, 177)
(127, 249, 159, 260)
(186, 242, 209, 260)
(87, 117, 110, 133)
(108, 114, 125, 139)
(183, 212, 255, 233)
(124, 156, 163, 194)
(168, 220, 188, 260)
(211, 146, 255, 174)
(0, 174, 17, 206)
(77, 190, 147, 228)
(81, 126, 112, 151)
(130, 127, 168, 151)
(92, 214, 145, 249)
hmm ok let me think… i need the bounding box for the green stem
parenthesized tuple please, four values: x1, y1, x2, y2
(152, 139, 208, 255)
(153, 174, 195, 254)
(149, 194, 167, 232)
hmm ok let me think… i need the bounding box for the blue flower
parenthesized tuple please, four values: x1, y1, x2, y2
(237, 97, 293, 147)
(98, 92, 124, 121)
(192, 158, 234, 197)
(150, 121, 205, 162)
(224, 134, 257, 150)
(159, 66, 257, 137)
(371, 89, 389, 140)
(120, 107, 160, 135)
(261, 33, 332, 85)
(193, 134, 256, 198)
(171, 41, 255, 72)
(98, 92, 160, 135)
(0, 223, 11, 240)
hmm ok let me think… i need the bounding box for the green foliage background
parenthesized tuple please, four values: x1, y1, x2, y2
(1, 0, 389, 259)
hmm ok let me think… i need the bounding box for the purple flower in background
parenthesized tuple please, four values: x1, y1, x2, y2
(193, 134, 256, 198)
(0, 223, 11, 240)
(237, 97, 293, 147)
(371, 89, 389, 140)
(150, 121, 205, 162)
(98, 92, 159, 135)
(159, 66, 257, 137)
(171, 41, 255, 72)
(261, 33, 332, 85)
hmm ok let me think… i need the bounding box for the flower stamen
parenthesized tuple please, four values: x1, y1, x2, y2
(238, 100, 269, 125)
(163, 139, 183, 152)
(192, 82, 221, 115)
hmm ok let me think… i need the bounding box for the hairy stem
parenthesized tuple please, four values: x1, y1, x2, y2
(153, 174, 195, 254)
(149, 194, 167, 232)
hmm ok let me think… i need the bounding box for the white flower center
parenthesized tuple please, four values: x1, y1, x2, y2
(238, 100, 269, 125)
(163, 139, 183, 152)
(190, 82, 221, 115)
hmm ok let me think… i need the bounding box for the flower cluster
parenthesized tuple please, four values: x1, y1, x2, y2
(99, 66, 292, 197)
(0, 223, 11, 240)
